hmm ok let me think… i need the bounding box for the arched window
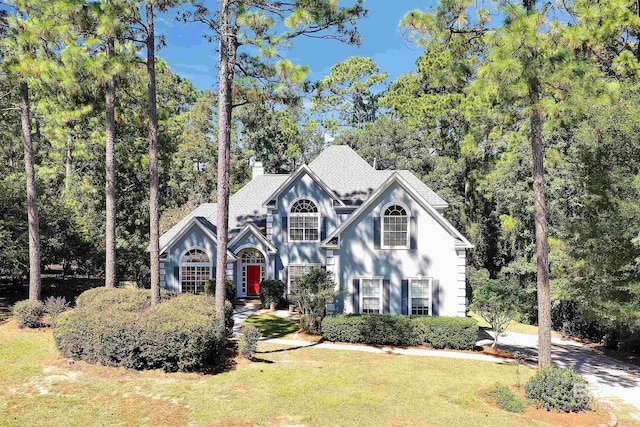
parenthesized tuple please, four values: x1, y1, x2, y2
(289, 198, 319, 242)
(240, 249, 265, 264)
(382, 204, 409, 248)
(180, 248, 210, 294)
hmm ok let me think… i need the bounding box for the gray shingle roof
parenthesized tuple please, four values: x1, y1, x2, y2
(309, 145, 448, 207)
(159, 174, 288, 252)
(159, 145, 447, 251)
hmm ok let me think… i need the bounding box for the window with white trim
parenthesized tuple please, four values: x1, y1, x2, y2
(361, 277, 383, 314)
(409, 278, 432, 316)
(288, 264, 321, 293)
(180, 248, 211, 294)
(289, 198, 319, 242)
(382, 204, 409, 248)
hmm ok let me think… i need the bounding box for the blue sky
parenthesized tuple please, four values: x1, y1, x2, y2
(156, 1, 437, 91)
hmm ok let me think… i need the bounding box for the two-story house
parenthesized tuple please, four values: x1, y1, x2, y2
(157, 145, 473, 316)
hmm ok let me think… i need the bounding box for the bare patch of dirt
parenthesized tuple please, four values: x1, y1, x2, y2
(524, 405, 610, 426)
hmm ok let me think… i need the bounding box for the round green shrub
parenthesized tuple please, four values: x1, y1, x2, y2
(55, 288, 228, 372)
(239, 325, 261, 359)
(525, 367, 591, 412)
(259, 279, 286, 307)
(13, 299, 44, 328)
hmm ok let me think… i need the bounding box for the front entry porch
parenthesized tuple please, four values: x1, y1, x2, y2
(237, 248, 266, 297)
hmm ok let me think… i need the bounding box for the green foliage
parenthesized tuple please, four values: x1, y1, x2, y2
(313, 56, 387, 130)
(525, 368, 591, 412)
(205, 279, 236, 302)
(43, 296, 69, 326)
(321, 315, 478, 349)
(13, 300, 44, 328)
(471, 280, 522, 347)
(75, 287, 174, 312)
(55, 289, 227, 372)
(259, 279, 286, 307)
(412, 316, 480, 350)
(290, 268, 340, 334)
(239, 324, 261, 359)
(485, 384, 527, 413)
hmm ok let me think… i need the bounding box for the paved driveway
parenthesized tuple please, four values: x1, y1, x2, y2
(480, 331, 640, 412)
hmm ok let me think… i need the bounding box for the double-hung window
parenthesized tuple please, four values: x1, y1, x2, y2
(361, 277, 383, 314)
(289, 198, 320, 242)
(409, 277, 432, 316)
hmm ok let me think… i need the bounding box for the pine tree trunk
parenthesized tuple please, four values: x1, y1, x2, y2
(531, 90, 551, 368)
(215, 0, 235, 344)
(65, 135, 72, 193)
(20, 81, 41, 301)
(524, 0, 551, 369)
(105, 39, 117, 289)
(147, 0, 161, 306)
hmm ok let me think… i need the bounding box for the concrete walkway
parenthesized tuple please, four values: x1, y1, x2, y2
(480, 330, 640, 412)
(231, 301, 261, 336)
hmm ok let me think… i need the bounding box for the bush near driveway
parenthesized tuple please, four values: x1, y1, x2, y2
(321, 314, 478, 350)
(55, 288, 231, 372)
(525, 367, 591, 412)
(13, 299, 44, 328)
(412, 316, 480, 350)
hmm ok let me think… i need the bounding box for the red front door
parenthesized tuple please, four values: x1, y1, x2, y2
(247, 265, 261, 295)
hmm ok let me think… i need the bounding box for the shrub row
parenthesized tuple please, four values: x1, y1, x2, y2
(55, 289, 233, 372)
(13, 297, 71, 328)
(321, 314, 479, 350)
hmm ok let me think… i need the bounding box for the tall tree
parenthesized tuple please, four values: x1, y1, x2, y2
(312, 56, 387, 132)
(19, 80, 41, 300)
(105, 38, 117, 288)
(146, 0, 161, 305)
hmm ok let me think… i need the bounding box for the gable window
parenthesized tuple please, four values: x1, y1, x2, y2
(361, 277, 383, 314)
(289, 198, 319, 242)
(409, 277, 432, 316)
(288, 264, 321, 293)
(180, 248, 211, 294)
(382, 204, 409, 248)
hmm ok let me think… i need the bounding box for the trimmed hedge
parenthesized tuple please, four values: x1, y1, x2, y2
(13, 300, 44, 328)
(321, 314, 479, 350)
(75, 287, 175, 312)
(412, 316, 480, 350)
(55, 288, 230, 372)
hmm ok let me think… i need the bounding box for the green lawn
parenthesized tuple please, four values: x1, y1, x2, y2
(468, 311, 556, 336)
(0, 320, 609, 426)
(243, 313, 299, 338)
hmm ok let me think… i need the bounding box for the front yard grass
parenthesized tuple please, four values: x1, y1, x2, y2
(243, 313, 299, 338)
(0, 319, 611, 426)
